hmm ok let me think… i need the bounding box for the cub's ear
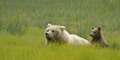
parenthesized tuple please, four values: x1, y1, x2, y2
(59, 26, 65, 31)
(98, 26, 101, 31)
(47, 24, 52, 27)
(92, 26, 94, 30)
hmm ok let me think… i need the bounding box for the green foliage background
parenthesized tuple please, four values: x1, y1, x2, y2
(0, 0, 120, 60)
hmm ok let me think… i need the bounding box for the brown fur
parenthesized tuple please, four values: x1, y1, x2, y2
(90, 27, 109, 47)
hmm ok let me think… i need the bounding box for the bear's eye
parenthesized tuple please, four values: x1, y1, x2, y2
(47, 30, 49, 32)
(94, 32, 96, 33)
(52, 30, 55, 32)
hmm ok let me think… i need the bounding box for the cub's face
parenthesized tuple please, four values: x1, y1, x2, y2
(45, 24, 65, 40)
(90, 27, 101, 37)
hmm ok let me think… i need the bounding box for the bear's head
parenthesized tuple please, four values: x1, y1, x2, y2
(90, 26, 101, 38)
(45, 24, 65, 40)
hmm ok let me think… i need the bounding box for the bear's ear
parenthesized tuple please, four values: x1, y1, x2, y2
(47, 24, 52, 27)
(59, 26, 65, 31)
(98, 26, 101, 31)
(92, 26, 94, 30)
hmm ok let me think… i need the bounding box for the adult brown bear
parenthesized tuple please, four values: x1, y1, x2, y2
(44, 24, 91, 45)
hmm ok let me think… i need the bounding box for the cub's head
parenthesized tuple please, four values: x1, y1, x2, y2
(90, 26, 101, 37)
(45, 24, 65, 40)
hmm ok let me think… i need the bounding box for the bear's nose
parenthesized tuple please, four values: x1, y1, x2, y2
(90, 34, 92, 37)
(90, 33, 91, 35)
(45, 33, 48, 35)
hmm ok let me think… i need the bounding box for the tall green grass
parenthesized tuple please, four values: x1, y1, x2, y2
(1, 0, 120, 35)
(0, 0, 120, 60)
(0, 14, 28, 35)
(0, 28, 120, 60)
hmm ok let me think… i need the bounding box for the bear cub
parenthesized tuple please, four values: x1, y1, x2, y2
(90, 26, 109, 47)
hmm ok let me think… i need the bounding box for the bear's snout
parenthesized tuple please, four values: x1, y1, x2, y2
(45, 33, 49, 37)
(90, 33, 93, 37)
(45, 32, 52, 39)
(45, 33, 48, 35)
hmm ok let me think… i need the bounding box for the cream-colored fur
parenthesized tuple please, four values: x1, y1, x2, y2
(45, 24, 91, 45)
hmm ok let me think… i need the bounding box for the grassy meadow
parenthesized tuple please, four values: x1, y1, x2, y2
(0, 0, 120, 60)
